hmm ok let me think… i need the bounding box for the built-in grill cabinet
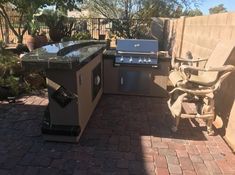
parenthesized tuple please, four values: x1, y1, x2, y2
(103, 39, 169, 97)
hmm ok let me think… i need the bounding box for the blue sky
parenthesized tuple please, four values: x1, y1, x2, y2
(199, 0, 235, 14)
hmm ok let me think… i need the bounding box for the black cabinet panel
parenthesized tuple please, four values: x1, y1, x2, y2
(119, 69, 150, 94)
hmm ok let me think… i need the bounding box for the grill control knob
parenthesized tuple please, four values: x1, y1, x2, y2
(120, 56, 124, 62)
(129, 57, 133, 62)
(148, 58, 152, 63)
(138, 59, 142, 63)
(143, 58, 147, 63)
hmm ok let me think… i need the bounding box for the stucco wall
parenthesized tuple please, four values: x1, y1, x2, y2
(167, 12, 235, 58)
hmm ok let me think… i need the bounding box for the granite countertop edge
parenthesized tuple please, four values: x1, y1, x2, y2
(22, 41, 107, 70)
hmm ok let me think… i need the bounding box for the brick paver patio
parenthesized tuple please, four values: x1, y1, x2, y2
(0, 93, 235, 175)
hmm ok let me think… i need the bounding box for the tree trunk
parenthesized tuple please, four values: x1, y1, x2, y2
(4, 19, 9, 43)
(17, 35, 23, 44)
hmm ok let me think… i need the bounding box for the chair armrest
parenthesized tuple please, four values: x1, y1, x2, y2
(171, 56, 208, 70)
(176, 57, 208, 62)
(170, 86, 214, 96)
(177, 65, 235, 83)
(180, 64, 235, 73)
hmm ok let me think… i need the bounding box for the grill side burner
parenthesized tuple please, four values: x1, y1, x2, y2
(115, 39, 159, 67)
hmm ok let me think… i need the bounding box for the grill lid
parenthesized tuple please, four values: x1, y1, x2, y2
(116, 39, 158, 54)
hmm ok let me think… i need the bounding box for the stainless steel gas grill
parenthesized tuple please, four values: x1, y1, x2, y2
(103, 39, 169, 97)
(114, 39, 158, 67)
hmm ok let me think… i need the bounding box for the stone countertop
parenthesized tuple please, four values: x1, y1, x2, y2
(103, 49, 171, 62)
(103, 49, 116, 58)
(22, 40, 107, 70)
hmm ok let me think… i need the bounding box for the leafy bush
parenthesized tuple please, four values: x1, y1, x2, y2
(0, 51, 47, 100)
(72, 31, 91, 40)
(62, 31, 92, 41)
(0, 40, 3, 53)
(0, 76, 20, 96)
(0, 51, 21, 98)
(36, 9, 76, 42)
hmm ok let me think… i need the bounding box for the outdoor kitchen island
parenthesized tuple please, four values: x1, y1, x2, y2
(22, 40, 107, 142)
(22, 39, 170, 143)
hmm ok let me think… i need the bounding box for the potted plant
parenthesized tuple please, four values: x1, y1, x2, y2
(36, 10, 74, 42)
(37, 31, 48, 47)
(25, 18, 40, 51)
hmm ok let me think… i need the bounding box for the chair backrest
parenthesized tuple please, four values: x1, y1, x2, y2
(203, 40, 235, 82)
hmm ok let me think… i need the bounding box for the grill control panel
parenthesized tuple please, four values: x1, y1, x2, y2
(114, 56, 158, 67)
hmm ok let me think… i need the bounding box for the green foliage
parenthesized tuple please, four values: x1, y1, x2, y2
(0, 40, 3, 53)
(183, 8, 203, 17)
(0, 0, 83, 43)
(110, 19, 151, 39)
(209, 4, 227, 14)
(71, 31, 91, 40)
(35, 9, 67, 29)
(36, 9, 76, 41)
(84, 0, 202, 38)
(0, 50, 18, 76)
(27, 18, 40, 36)
(86, 0, 202, 19)
(0, 51, 45, 99)
(0, 75, 20, 95)
(0, 51, 20, 96)
(139, 0, 202, 18)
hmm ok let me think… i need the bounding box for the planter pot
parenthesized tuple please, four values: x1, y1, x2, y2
(49, 29, 63, 42)
(26, 35, 40, 51)
(0, 85, 13, 100)
(38, 35, 48, 46)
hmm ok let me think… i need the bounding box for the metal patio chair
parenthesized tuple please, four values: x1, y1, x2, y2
(169, 41, 234, 87)
(167, 40, 235, 135)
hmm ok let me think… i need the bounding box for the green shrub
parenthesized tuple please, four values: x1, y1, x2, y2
(0, 51, 22, 98)
(72, 31, 91, 40)
(0, 76, 20, 96)
(0, 50, 46, 100)
(0, 40, 3, 53)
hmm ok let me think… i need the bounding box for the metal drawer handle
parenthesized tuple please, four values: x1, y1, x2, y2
(120, 77, 124, 85)
(94, 75, 101, 86)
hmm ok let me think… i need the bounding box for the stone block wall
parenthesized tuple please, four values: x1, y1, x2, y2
(167, 12, 235, 59)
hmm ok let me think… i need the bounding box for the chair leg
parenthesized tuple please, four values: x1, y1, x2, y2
(203, 97, 215, 136)
(168, 90, 187, 133)
(207, 119, 215, 136)
(171, 117, 180, 132)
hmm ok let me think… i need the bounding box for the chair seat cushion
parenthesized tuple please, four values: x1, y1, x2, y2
(169, 71, 183, 86)
(189, 74, 215, 86)
(169, 70, 216, 87)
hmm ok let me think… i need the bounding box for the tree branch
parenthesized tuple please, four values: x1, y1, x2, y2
(0, 5, 19, 37)
(18, 13, 24, 35)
